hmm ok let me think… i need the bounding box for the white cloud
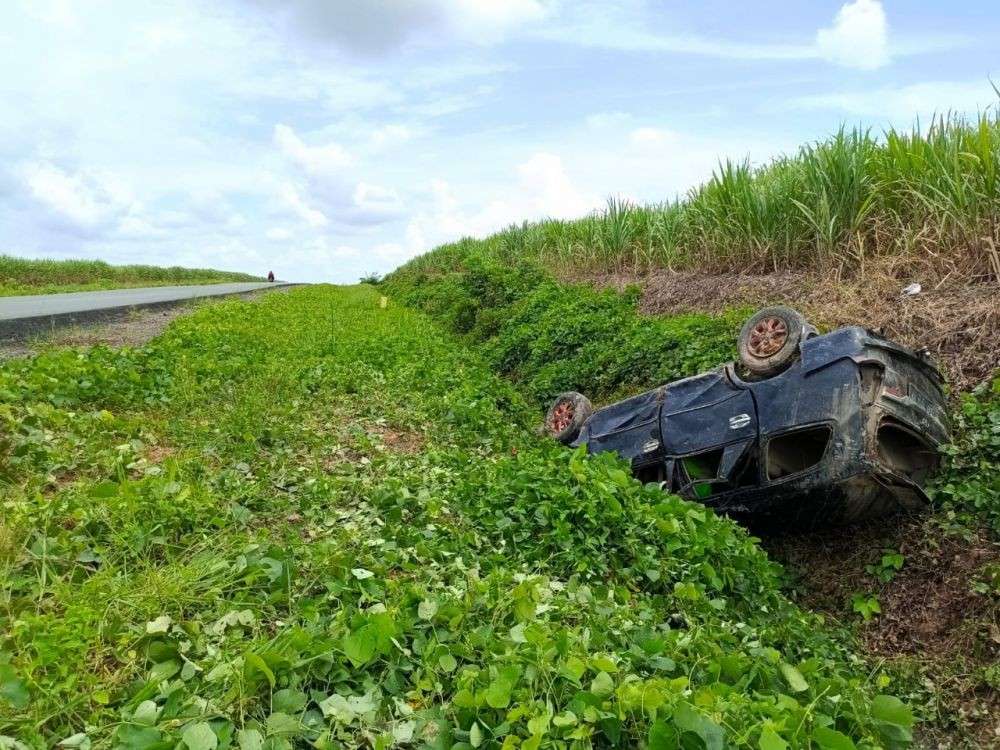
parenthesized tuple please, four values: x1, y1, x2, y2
(539, 0, 958, 70)
(516, 153, 597, 219)
(790, 81, 998, 122)
(21, 162, 138, 235)
(629, 127, 679, 148)
(538, 5, 816, 62)
(247, 0, 545, 56)
(401, 153, 600, 257)
(266, 227, 293, 241)
(369, 124, 414, 150)
(279, 183, 329, 228)
(586, 111, 634, 130)
(446, 0, 546, 40)
(274, 124, 352, 175)
(816, 0, 889, 70)
(352, 182, 404, 217)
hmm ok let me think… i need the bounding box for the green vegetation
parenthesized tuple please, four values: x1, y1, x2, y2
(383, 258, 742, 408)
(0, 256, 260, 296)
(1, 286, 916, 748)
(930, 376, 1000, 533)
(394, 113, 1000, 280)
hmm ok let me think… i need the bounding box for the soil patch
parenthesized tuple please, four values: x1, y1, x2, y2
(765, 517, 1000, 747)
(371, 425, 425, 455)
(581, 261, 999, 391)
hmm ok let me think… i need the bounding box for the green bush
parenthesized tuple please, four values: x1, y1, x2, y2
(386, 260, 741, 409)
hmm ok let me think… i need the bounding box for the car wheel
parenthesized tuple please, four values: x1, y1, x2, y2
(544, 391, 593, 444)
(738, 306, 809, 377)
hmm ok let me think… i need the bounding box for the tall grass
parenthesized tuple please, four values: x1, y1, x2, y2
(396, 113, 1000, 281)
(0, 255, 260, 295)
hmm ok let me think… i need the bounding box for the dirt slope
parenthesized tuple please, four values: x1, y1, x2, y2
(583, 262, 999, 391)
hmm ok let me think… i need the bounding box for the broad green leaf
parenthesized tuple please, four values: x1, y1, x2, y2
(272, 688, 307, 714)
(560, 656, 586, 682)
(590, 654, 618, 673)
(812, 726, 857, 750)
(148, 660, 180, 683)
(870, 695, 913, 728)
(133, 700, 159, 726)
(469, 722, 483, 748)
(673, 702, 724, 750)
(265, 712, 301, 736)
(58, 735, 91, 750)
(319, 694, 354, 723)
(244, 653, 275, 688)
(438, 653, 458, 672)
(648, 719, 678, 750)
(779, 663, 808, 693)
(552, 711, 577, 728)
(0, 665, 28, 709)
(589, 671, 614, 698)
(417, 599, 438, 621)
(145, 616, 172, 634)
(236, 729, 264, 750)
(343, 626, 377, 667)
(181, 723, 217, 750)
(392, 721, 416, 743)
(484, 667, 519, 709)
(115, 726, 166, 750)
(759, 727, 788, 750)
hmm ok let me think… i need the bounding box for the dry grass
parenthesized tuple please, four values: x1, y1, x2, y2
(583, 257, 999, 391)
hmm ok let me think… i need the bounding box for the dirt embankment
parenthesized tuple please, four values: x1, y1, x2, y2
(768, 517, 1000, 747)
(581, 260, 998, 392)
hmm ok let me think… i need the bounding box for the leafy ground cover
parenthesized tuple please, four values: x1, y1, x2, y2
(0, 256, 260, 296)
(0, 286, 912, 749)
(382, 258, 742, 409)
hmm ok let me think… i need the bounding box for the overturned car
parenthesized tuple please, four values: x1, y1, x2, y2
(544, 306, 949, 525)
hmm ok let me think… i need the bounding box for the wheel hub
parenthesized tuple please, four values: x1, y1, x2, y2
(550, 401, 574, 432)
(748, 316, 788, 358)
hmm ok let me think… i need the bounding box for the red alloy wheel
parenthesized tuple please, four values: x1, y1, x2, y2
(550, 401, 575, 432)
(747, 316, 788, 358)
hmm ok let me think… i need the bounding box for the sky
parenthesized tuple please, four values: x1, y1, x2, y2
(0, 0, 997, 283)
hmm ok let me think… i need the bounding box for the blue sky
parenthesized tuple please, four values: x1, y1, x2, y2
(0, 0, 997, 282)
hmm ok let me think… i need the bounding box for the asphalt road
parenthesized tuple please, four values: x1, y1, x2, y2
(0, 282, 294, 341)
(0, 282, 285, 321)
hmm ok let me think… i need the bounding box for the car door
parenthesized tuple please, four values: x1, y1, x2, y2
(659, 369, 758, 498)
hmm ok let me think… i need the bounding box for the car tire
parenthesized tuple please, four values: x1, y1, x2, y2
(738, 306, 809, 378)
(544, 391, 593, 444)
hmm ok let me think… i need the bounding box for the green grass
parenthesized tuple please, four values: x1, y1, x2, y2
(0, 286, 915, 749)
(394, 113, 1000, 281)
(0, 256, 261, 296)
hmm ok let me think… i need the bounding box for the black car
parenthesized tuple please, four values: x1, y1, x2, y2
(544, 306, 949, 525)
